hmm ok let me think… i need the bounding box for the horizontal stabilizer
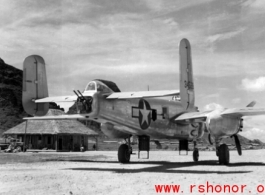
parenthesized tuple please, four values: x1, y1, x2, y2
(107, 90, 179, 99)
(35, 95, 77, 103)
(23, 113, 101, 121)
(221, 107, 265, 117)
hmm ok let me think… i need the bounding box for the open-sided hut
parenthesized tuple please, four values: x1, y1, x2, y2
(3, 109, 98, 151)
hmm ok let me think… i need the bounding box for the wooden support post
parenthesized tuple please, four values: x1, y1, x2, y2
(95, 136, 98, 151)
(23, 120, 28, 152)
(55, 135, 58, 151)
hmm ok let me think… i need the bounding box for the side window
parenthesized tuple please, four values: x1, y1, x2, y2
(102, 85, 111, 93)
(97, 84, 103, 91)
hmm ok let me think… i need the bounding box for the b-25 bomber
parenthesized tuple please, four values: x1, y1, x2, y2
(22, 38, 265, 165)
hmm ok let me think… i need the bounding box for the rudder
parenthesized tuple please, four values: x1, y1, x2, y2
(179, 38, 195, 110)
(22, 55, 49, 116)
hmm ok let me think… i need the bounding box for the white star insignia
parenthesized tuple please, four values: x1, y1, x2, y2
(140, 101, 151, 125)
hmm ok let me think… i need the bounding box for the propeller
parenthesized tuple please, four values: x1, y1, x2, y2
(233, 100, 255, 156)
(208, 133, 214, 145)
(233, 134, 242, 155)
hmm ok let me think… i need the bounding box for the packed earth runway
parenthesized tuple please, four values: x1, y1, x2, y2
(1, 150, 265, 195)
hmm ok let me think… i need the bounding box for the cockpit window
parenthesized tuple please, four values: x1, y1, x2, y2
(86, 82, 96, 91)
(85, 81, 112, 93)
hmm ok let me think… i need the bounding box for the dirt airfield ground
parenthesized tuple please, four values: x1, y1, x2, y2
(1, 150, 265, 195)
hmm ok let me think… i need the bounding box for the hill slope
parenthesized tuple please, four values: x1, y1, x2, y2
(0, 58, 63, 136)
(0, 58, 27, 135)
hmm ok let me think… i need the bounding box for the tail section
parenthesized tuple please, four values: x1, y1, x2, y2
(179, 38, 195, 110)
(22, 55, 49, 116)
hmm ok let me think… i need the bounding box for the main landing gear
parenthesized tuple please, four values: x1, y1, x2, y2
(118, 137, 132, 163)
(118, 144, 131, 163)
(118, 135, 150, 163)
(214, 137, 231, 165)
(218, 144, 230, 165)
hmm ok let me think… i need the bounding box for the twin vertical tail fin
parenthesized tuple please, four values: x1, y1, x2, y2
(22, 55, 49, 116)
(179, 38, 195, 111)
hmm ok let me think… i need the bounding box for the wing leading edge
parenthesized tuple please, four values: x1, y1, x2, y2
(107, 90, 180, 99)
(221, 107, 265, 117)
(175, 111, 211, 123)
(175, 107, 265, 123)
(35, 90, 179, 102)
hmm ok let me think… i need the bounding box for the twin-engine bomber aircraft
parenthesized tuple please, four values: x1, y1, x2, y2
(22, 38, 265, 165)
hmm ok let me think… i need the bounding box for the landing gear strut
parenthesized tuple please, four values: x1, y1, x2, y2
(118, 137, 132, 163)
(192, 141, 199, 162)
(193, 148, 199, 162)
(218, 144, 230, 165)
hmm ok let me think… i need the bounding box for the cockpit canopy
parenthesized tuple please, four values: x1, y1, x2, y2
(84, 80, 113, 93)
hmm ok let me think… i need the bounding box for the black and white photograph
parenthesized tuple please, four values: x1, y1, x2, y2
(1, 0, 265, 194)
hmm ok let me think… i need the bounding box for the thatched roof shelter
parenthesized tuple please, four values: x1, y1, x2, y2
(4, 109, 98, 136)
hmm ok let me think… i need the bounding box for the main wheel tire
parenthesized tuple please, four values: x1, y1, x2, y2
(118, 144, 131, 163)
(193, 148, 199, 162)
(218, 144, 230, 165)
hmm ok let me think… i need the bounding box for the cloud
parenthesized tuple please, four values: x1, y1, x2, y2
(203, 103, 223, 111)
(241, 77, 265, 92)
(242, 0, 265, 12)
(239, 116, 265, 142)
(240, 127, 265, 142)
(203, 93, 220, 100)
(206, 28, 245, 44)
(232, 98, 241, 104)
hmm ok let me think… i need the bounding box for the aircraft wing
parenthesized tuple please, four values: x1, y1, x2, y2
(175, 111, 212, 122)
(221, 107, 265, 117)
(175, 108, 265, 123)
(35, 95, 77, 103)
(107, 90, 180, 99)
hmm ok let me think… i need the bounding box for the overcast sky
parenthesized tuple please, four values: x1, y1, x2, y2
(1, 0, 265, 141)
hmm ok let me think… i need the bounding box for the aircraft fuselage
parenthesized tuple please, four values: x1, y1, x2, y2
(97, 94, 198, 140)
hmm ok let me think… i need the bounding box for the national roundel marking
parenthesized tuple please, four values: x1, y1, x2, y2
(138, 99, 152, 130)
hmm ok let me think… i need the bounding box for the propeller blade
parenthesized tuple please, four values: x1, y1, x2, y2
(234, 134, 242, 156)
(208, 134, 214, 145)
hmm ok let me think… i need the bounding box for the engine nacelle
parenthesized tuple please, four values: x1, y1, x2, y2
(101, 122, 130, 139)
(208, 115, 241, 137)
